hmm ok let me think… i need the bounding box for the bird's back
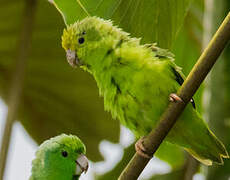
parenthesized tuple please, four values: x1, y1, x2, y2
(98, 42, 228, 165)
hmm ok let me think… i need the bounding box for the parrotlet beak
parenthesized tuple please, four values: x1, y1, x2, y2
(66, 49, 80, 67)
(75, 154, 89, 175)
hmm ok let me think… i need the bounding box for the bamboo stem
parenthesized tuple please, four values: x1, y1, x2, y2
(119, 12, 230, 180)
(0, 0, 36, 179)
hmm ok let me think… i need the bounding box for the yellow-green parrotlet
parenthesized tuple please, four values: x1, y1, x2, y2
(62, 17, 228, 165)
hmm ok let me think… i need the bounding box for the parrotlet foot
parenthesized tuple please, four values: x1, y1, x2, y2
(169, 93, 184, 103)
(135, 137, 152, 159)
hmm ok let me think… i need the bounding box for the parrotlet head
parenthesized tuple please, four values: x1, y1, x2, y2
(62, 17, 130, 69)
(30, 134, 88, 180)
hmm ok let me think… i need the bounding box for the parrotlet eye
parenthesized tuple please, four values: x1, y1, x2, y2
(62, 151, 68, 157)
(78, 37, 85, 44)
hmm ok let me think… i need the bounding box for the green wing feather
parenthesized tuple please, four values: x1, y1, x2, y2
(146, 43, 196, 108)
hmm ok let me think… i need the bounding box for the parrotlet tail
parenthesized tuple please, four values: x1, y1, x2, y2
(169, 106, 229, 166)
(184, 124, 229, 165)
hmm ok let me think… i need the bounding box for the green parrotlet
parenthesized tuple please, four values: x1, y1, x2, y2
(61, 17, 229, 165)
(30, 134, 88, 180)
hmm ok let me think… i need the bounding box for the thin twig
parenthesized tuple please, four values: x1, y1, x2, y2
(0, 0, 36, 179)
(119, 12, 230, 180)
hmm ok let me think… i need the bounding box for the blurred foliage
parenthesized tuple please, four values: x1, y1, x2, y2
(95, 144, 135, 180)
(155, 142, 185, 169)
(0, 0, 120, 162)
(1, 0, 230, 179)
(148, 169, 185, 180)
(206, 1, 230, 179)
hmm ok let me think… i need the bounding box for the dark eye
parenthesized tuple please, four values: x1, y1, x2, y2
(62, 151, 68, 157)
(78, 37, 85, 44)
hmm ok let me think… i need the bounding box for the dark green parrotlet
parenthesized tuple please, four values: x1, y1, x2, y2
(30, 134, 88, 180)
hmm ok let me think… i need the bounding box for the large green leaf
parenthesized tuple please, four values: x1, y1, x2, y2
(0, 0, 120, 162)
(52, 0, 193, 48)
(172, 0, 204, 112)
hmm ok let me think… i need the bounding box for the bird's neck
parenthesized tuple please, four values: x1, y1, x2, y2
(80, 40, 124, 109)
(81, 38, 123, 82)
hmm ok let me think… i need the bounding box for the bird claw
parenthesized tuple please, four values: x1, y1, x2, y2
(169, 93, 184, 103)
(135, 137, 152, 159)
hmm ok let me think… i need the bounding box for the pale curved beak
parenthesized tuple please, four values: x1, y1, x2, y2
(66, 49, 80, 67)
(75, 154, 89, 175)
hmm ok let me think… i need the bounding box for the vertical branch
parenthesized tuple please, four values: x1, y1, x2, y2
(182, 155, 199, 180)
(0, 0, 37, 179)
(119, 12, 230, 180)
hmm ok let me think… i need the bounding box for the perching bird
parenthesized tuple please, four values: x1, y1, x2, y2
(30, 134, 88, 180)
(61, 17, 229, 165)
